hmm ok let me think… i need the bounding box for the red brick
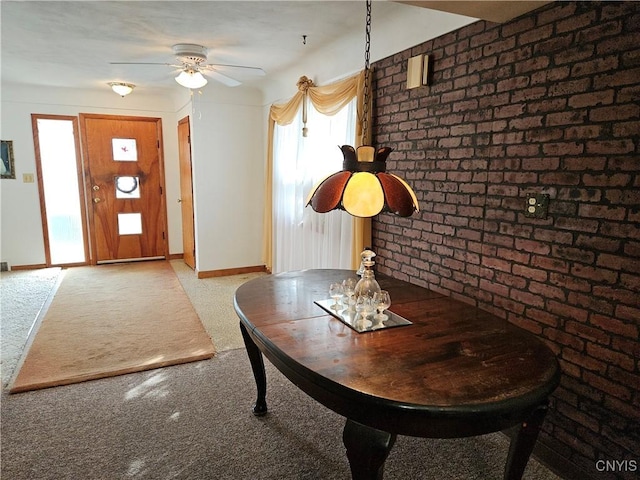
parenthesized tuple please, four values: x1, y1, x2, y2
(549, 272, 592, 292)
(594, 67, 640, 89)
(583, 371, 632, 401)
(571, 56, 619, 77)
(556, 10, 598, 33)
(548, 300, 589, 322)
(520, 157, 559, 170)
(493, 294, 525, 315)
(565, 320, 611, 345)
(512, 264, 548, 282)
(555, 45, 597, 66)
(590, 314, 638, 339)
(554, 216, 599, 233)
(527, 308, 560, 328)
(548, 78, 592, 96)
(617, 84, 640, 103)
(587, 139, 636, 155)
(556, 401, 600, 433)
(497, 76, 529, 92)
(562, 348, 607, 375)
(543, 142, 585, 156)
(529, 281, 566, 301)
(597, 253, 639, 273)
(615, 304, 640, 323)
(552, 245, 596, 264)
(568, 90, 615, 108)
(611, 336, 640, 359)
(530, 66, 571, 85)
(518, 24, 554, 45)
(568, 292, 614, 316)
(509, 314, 543, 334)
(577, 19, 623, 43)
(511, 289, 545, 308)
(583, 172, 632, 187)
(589, 104, 640, 122)
(587, 342, 635, 371)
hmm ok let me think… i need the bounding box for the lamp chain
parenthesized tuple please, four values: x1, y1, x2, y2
(362, 0, 372, 145)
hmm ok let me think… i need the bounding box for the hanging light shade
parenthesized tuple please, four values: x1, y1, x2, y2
(306, 145, 419, 217)
(175, 68, 208, 89)
(305, 0, 419, 218)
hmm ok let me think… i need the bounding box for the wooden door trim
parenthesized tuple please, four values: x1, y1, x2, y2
(31, 113, 90, 267)
(79, 113, 169, 265)
(178, 115, 196, 269)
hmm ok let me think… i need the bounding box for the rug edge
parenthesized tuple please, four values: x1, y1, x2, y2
(9, 350, 215, 394)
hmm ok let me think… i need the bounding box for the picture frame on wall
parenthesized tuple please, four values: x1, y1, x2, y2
(1, 140, 15, 179)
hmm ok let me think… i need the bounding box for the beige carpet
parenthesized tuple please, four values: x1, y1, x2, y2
(9, 261, 215, 393)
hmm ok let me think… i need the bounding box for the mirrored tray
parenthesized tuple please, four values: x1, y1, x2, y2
(314, 299, 412, 333)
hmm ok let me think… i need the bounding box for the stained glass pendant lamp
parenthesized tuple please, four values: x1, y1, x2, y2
(305, 0, 419, 218)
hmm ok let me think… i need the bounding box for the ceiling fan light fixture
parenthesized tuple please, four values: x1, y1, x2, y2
(108, 82, 135, 97)
(175, 69, 208, 89)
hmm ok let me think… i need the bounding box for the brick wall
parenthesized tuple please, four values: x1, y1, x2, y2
(372, 2, 639, 479)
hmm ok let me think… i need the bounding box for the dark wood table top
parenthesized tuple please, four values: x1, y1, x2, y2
(235, 269, 560, 438)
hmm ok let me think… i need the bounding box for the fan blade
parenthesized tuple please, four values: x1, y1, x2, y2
(109, 62, 177, 66)
(206, 70, 241, 87)
(202, 64, 266, 76)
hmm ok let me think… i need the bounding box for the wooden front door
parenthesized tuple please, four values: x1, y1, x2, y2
(80, 114, 168, 264)
(178, 116, 196, 269)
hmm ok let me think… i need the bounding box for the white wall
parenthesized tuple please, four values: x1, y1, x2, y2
(187, 85, 265, 272)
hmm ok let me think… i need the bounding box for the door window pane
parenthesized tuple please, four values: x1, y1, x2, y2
(118, 213, 142, 235)
(112, 138, 137, 161)
(115, 176, 140, 199)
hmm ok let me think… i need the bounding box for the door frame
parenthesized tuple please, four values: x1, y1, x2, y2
(31, 114, 90, 267)
(178, 115, 196, 269)
(79, 113, 169, 265)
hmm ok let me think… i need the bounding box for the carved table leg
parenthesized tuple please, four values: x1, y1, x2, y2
(343, 419, 396, 480)
(504, 402, 549, 480)
(239, 322, 268, 416)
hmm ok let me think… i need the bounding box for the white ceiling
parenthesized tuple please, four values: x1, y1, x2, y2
(1, 1, 547, 96)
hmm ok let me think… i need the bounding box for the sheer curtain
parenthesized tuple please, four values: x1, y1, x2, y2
(272, 99, 356, 273)
(263, 71, 371, 273)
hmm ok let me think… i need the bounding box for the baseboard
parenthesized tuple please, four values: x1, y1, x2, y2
(197, 265, 267, 279)
(167, 253, 184, 261)
(9, 263, 47, 271)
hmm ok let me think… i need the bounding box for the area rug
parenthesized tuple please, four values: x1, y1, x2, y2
(9, 261, 215, 393)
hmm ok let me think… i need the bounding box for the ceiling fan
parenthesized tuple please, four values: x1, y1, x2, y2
(110, 43, 266, 88)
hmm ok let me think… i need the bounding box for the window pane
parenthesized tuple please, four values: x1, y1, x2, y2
(115, 176, 140, 199)
(37, 118, 86, 264)
(118, 213, 142, 235)
(112, 138, 137, 161)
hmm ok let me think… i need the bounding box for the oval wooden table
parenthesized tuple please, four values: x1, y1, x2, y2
(234, 269, 560, 480)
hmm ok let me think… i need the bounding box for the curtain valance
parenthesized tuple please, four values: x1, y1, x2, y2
(269, 70, 366, 138)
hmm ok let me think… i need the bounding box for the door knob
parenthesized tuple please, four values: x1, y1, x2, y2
(93, 198, 101, 203)
(92, 185, 100, 191)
